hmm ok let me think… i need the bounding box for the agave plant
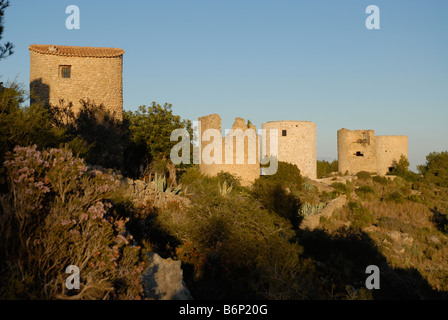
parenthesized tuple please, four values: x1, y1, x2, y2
(166, 181, 183, 195)
(303, 180, 316, 192)
(153, 173, 167, 192)
(299, 202, 326, 217)
(218, 180, 233, 197)
(152, 173, 183, 195)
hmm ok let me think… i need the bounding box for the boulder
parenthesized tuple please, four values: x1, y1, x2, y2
(142, 252, 193, 300)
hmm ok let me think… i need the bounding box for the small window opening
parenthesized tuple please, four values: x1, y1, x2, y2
(60, 65, 71, 79)
(363, 133, 366, 140)
(356, 151, 364, 157)
(282, 130, 287, 137)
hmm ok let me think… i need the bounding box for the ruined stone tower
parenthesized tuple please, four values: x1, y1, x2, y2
(29, 44, 124, 120)
(198, 114, 260, 186)
(262, 121, 317, 179)
(337, 128, 408, 175)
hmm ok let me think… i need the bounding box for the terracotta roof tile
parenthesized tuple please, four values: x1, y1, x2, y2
(29, 44, 124, 58)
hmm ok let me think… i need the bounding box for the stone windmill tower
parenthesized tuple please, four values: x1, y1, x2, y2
(29, 44, 124, 120)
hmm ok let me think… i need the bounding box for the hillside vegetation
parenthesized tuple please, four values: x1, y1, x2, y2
(1, 83, 447, 299)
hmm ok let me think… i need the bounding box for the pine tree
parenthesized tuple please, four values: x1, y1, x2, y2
(0, 0, 14, 60)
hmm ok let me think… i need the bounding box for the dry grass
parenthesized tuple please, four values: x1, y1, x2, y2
(317, 176, 448, 293)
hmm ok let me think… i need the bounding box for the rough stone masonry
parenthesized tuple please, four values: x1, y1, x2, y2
(29, 44, 124, 120)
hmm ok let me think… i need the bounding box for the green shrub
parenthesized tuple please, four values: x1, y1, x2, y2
(384, 191, 404, 203)
(149, 155, 170, 177)
(356, 171, 372, 180)
(331, 182, 352, 197)
(373, 175, 391, 185)
(418, 151, 448, 187)
(179, 165, 204, 186)
(319, 191, 333, 202)
(407, 194, 423, 203)
(0, 83, 67, 170)
(388, 155, 420, 183)
(157, 190, 324, 299)
(251, 179, 302, 224)
(355, 185, 376, 201)
(125, 103, 193, 176)
(316, 160, 338, 179)
(303, 180, 317, 192)
(179, 167, 244, 199)
(347, 201, 374, 229)
(263, 161, 304, 191)
(216, 171, 241, 187)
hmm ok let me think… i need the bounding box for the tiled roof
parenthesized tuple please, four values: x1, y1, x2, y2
(29, 44, 124, 58)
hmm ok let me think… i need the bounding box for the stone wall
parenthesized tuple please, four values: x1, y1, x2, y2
(375, 135, 408, 175)
(198, 114, 260, 186)
(337, 128, 408, 175)
(262, 121, 317, 179)
(29, 45, 123, 120)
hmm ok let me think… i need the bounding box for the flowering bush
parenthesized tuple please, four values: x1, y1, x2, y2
(0, 145, 147, 299)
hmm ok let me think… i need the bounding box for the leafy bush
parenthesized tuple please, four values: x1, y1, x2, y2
(418, 151, 448, 187)
(388, 155, 420, 182)
(148, 155, 170, 178)
(316, 159, 338, 179)
(303, 180, 317, 192)
(216, 171, 241, 187)
(156, 190, 324, 299)
(251, 179, 302, 224)
(67, 101, 131, 172)
(331, 182, 352, 197)
(373, 175, 391, 185)
(179, 165, 203, 186)
(355, 185, 376, 201)
(125, 103, 193, 180)
(407, 194, 423, 203)
(262, 161, 304, 191)
(347, 201, 374, 229)
(0, 145, 147, 299)
(1, 82, 192, 181)
(384, 191, 404, 203)
(0, 83, 66, 169)
(179, 166, 243, 198)
(356, 171, 372, 180)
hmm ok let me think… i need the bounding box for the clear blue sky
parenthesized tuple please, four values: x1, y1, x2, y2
(1, 0, 447, 171)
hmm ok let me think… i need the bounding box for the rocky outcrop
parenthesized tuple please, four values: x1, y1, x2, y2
(300, 196, 347, 230)
(142, 252, 193, 300)
(122, 178, 192, 299)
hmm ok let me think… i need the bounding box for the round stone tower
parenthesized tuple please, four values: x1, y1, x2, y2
(29, 44, 124, 120)
(262, 121, 317, 179)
